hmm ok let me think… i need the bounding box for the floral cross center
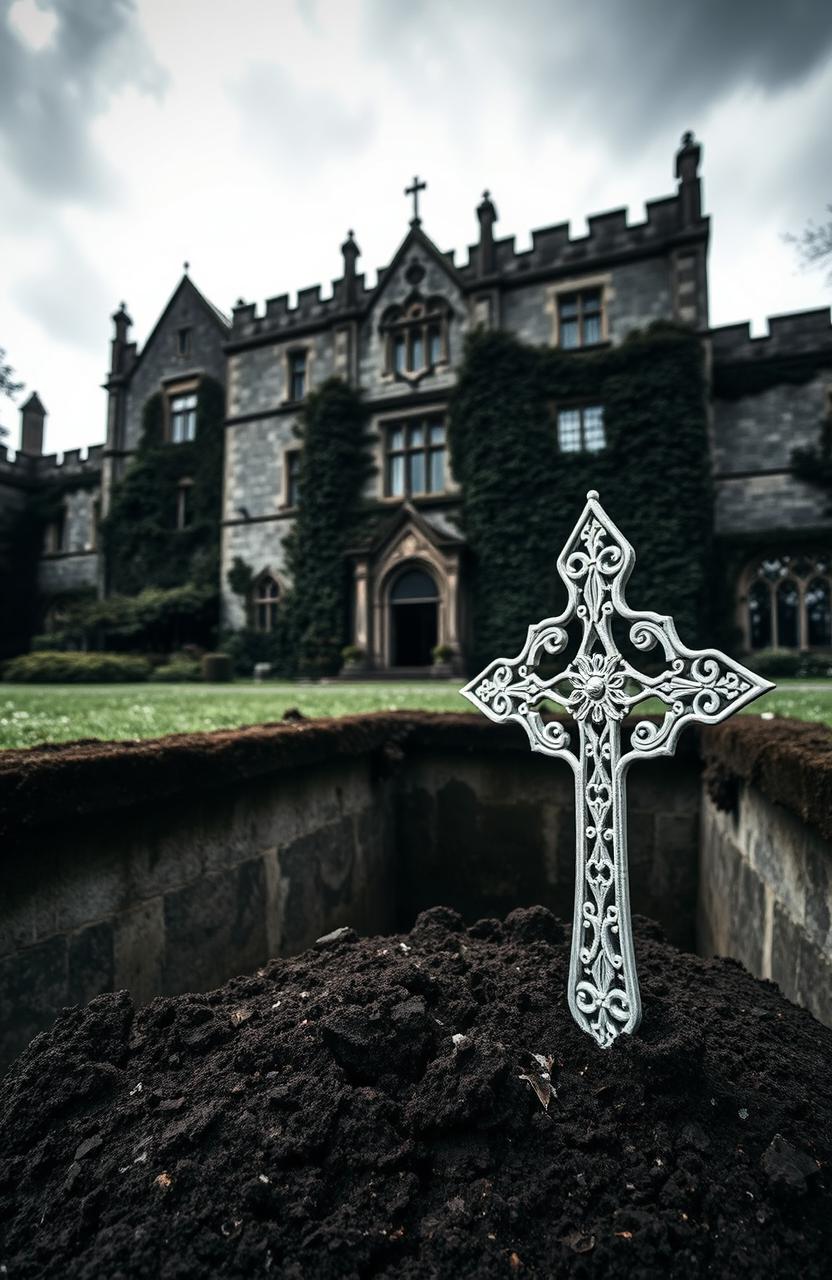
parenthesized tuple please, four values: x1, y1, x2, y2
(461, 491, 773, 1049)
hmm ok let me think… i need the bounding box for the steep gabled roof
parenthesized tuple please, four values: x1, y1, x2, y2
(366, 222, 466, 312)
(126, 273, 231, 380)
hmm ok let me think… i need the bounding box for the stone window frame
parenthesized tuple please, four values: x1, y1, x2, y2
(553, 400, 607, 454)
(545, 273, 613, 350)
(740, 552, 832, 652)
(281, 445, 302, 510)
(380, 295, 451, 386)
(176, 477, 195, 530)
(251, 569, 282, 633)
(379, 410, 448, 501)
(163, 376, 201, 444)
(284, 344, 314, 404)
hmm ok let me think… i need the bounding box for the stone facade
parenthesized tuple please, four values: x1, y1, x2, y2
(4, 132, 832, 662)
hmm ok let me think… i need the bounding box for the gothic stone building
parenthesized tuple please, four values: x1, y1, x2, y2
(2, 133, 832, 667)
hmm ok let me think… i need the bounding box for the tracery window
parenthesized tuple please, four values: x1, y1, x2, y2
(253, 573, 280, 633)
(382, 298, 450, 379)
(385, 417, 446, 497)
(744, 553, 832, 650)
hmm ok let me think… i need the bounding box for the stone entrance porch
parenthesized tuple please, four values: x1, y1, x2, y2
(349, 502, 465, 674)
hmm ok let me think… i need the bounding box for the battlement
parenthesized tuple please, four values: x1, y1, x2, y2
(712, 308, 832, 362)
(0, 446, 35, 486)
(32, 444, 104, 482)
(463, 189, 698, 279)
(230, 181, 703, 348)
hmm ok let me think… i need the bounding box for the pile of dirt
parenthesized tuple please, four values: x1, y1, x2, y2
(1, 907, 830, 1278)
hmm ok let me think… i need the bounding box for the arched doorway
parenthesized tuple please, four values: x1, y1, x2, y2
(390, 567, 438, 667)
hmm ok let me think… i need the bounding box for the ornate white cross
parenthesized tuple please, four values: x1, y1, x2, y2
(461, 491, 773, 1049)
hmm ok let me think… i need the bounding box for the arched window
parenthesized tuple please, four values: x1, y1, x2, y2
(253, 574, 280, 632)
(743, 553, 832, 650)
(806, 578, 831, 647)
(776, 580, 799, 649)
(381, 297, 450, 380)
(390, 568, 438, 602)
(748, 580, 771, 650)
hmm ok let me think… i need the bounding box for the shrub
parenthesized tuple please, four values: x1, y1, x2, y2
(341, 645, 365, 663)
(749, 648, 832, 679)
(747, 649, 802, 678)
(432, 644, 454, 662)
(3, 651, 151, 683)
(201, 653, 232, 682)
(153, 658, 202, 683)
(222, 627, 294, 678)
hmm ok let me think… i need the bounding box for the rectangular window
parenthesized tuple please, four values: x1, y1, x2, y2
(176, 481, 193, 530)
(289, 351, 307, 401)
(286, 449, 301, 507)
(385, 417, 447, 497)
(177, 327, 191, 356)
(558, 289, 603, 349)
(557, 405, 606, 454)
(170, 392, 197, 443)
(428, 325, 442, 366)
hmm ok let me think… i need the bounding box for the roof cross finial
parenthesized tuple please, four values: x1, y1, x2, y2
(405, 175, 426, 225)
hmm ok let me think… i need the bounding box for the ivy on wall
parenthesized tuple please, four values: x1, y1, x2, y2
(101, 377, 225, 603)
(448, 324, 712, 670)
(285, 377, 375, 676)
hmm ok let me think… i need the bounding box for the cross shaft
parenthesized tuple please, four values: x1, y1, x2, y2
(405, 175, 427, 223)
(461, 491, 773, 1048)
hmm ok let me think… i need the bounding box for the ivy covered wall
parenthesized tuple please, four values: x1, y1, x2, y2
(102, 377, 225, 599)
(448, 325, 712, 670)
(286, 378, 375, 675)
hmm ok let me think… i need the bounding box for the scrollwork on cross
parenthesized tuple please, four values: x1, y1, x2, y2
(462, 491, 773, 1049)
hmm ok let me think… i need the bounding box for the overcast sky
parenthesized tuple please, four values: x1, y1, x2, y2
(2, 0, 832, 452)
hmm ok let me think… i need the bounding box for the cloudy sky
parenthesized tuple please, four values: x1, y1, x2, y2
(1, 0, 832, 452)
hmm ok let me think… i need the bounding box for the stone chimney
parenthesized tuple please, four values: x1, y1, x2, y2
(20, 391, 45, 456)
(476, 190, 498, 276)
(341, 230, 360, 306)
(675, 131, 702, 227)
(110, 302, 133, 375)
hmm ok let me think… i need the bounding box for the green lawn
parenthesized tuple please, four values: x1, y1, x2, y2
(0, 677, 828, 751)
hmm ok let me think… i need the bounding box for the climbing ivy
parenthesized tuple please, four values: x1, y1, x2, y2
(448, 324, 712, 670)
(285, 377, 375, 676)
(101, 376, 225, 601)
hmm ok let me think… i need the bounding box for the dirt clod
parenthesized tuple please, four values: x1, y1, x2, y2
(1, 907, 830, 1278)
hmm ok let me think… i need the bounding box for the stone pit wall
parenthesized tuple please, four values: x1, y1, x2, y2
(0, 713, 699, 1070)
(698, 717, 832, 1029)
(1, 711, 831, 1070)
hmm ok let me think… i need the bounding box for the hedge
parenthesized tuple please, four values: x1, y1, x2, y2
(3, 651, 152, 684)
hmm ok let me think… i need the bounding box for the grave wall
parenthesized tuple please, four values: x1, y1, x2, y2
(0, 713, 699, 1070)
(697, 716, 832, 1028)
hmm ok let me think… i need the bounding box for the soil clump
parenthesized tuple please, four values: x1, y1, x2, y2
(1, 906, 830, 1278)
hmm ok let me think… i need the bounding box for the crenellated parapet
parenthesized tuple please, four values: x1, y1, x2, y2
(712, 308, 832, 363)
(32, 445, 104, 483)
(229, 133, 708, 352)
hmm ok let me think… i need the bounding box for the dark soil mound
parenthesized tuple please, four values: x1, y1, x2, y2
(1, 908, 830, 1279)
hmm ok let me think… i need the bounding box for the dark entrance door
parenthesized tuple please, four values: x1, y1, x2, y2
(390, 568, 439, 667)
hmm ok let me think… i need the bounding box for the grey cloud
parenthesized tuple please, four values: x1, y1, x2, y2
(0, 0, 168, 204)
(10, 226, 111, 350)
(363, 0, 832, 145)
(230, 60, 375, 168)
